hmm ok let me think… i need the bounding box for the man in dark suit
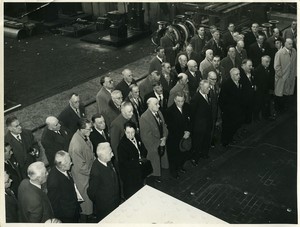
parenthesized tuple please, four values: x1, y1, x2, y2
(18, 161, 58, 223)
(203, 30, 225, 59)
(190, 80, 213, 165)
(41, 116, 71, 166)
(207, 71, 220, 147)
(222, 23, 236, 49)
(4, 142, 23, 196)
(235, 40, 248, 68)
(96, 75, 114, 114)
(190, 26, 209, 59)
(144, 82, 169, 117)
(47, 151, 81, 223)
(87, 142, 120, 222)
(5, 116, 39, 178)
(160, 62, 177, 93)
(253, 55, 272, 120)
(149, 46, 165, 74)
(90, 113, 110, 156)
(165, 92, 191, 178)
(5, 171, 19, 223)
(220, 46, 240, 81)
(126, 84, 145, 128)
(110, 102, 136, 163)
(185, 60, 202, 99)
(175, 54, 188, 75)
(248, 33, 268, 68)
(102, 90, 123, 128)
(115, 69, 137, 99)
(283, 21, 297, 49)
(266, 28, 282, 50)
(239, 59, 255, 124)
(244, 23, 259, 52)
(219, 68, 244, 147)
(58, 93, 86, 135)
(160, 26, 180, 67)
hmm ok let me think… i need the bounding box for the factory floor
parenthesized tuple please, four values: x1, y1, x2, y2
(3, 28, 298, 224)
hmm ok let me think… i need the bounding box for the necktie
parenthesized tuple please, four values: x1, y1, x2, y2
(17, 135, 22, 143)
(75, 108, 80, 116)
(159, 95, 163, 107)
(101, 131, 107, 140)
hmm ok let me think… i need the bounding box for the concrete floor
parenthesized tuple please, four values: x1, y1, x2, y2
(4, 29, 298, 224)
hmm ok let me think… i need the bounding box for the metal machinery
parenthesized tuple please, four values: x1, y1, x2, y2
(151, 12, 197, 49)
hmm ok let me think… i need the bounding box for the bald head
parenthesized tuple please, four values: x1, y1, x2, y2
(96, 142, 113, 163)
(187, 60, 198, 72)
(273, 28, 280, 38)
(205, 49, 214, 61)
(45, 116, 61, 131)
(285, 38, 293, 50)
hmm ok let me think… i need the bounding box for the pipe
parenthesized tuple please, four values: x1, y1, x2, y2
(4, 26, 27, 39)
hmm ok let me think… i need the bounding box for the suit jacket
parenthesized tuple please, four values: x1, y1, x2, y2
(144, 91, 169, 117)
(5, 130, 38, 176)
(220, 56, 239, 81)
(244, 31, 258, 52)
(165, 103, 191, 151)
(222, 31, 236, 49)
(235, 48, 248, 68)
(5, 189, 18, 223)
(219, 78, 243, 118)
(125, 93, 145, 127)
(68, 130, 94, 215)
(175, 63, 188, 75)
(283, 28, 296, 48)
(96, 87, 111, 114)
(160, 71, 177, 93)
(139, 76, 155, 101)
(117, 134, 147, 198)
(41, 126, 71, 166)
(248, 42, 268, 68)
(149, 56, 163, 74)
(203, 38, 226, 59)
(200, 57, 214, 76)
(160, 33, 177, 66)
(139, 109, 169, 176)
(18, 179, 54, 223)
(5, 156, 23, 196)
(102, 100, 121, 129)
(190, 92, 212, 133)
(115, 79, 136, 99)
(87, 160, 120, 221)
(190, 34, 209, 57)
(58, 104, 86, 135)
(89, 126, 110, 155)
(168, 82, 190, 107)
(239, 68, 256, 107)
(266, 36, 283, 50)
(185, 70, 202, 99)
(110, 114, 137, 161)
(253, 64, 271, 96)
(202, 64, 226, 85)
(47, 167, 81, 222)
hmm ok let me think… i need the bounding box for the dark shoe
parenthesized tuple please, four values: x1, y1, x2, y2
(190, 159, 198, 167)
(154, 177, 162, 183)
(179, 168, 186, 174)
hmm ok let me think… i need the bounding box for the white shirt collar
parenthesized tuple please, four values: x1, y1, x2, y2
(98, 158, 107, 167)
(29, 180, 41, 189)
(10, 132, 20, 140)
(156, 55, 163, 62)
(154, 92, 163, 99)
(56, 166, 68, 177)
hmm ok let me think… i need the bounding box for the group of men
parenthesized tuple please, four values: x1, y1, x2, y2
(4, 20, 297, 223)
